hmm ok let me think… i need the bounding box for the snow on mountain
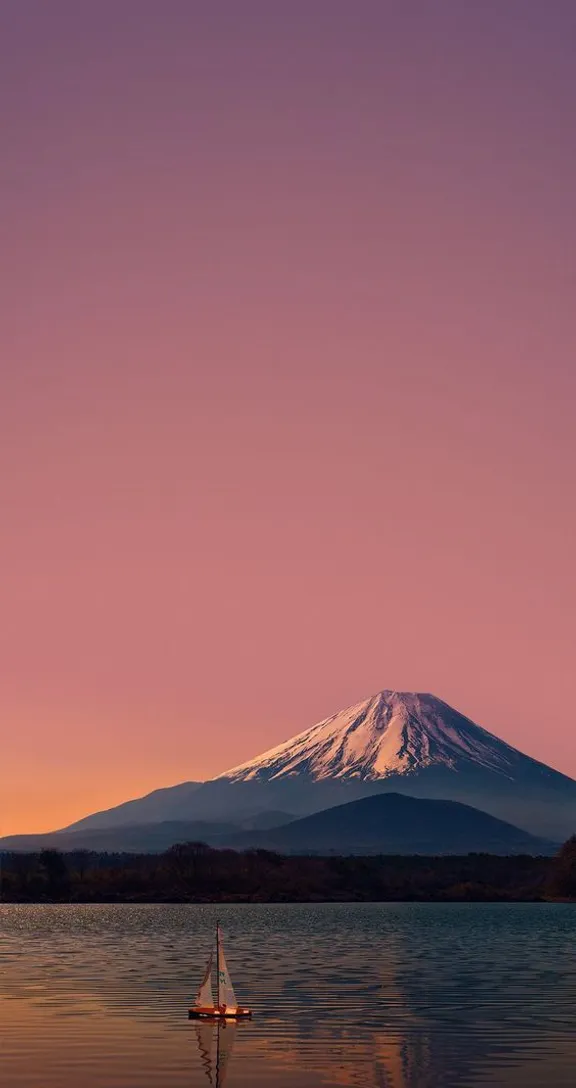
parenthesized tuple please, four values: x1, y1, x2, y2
(9, 688, 573, 846)
(219, 690, 519, 783)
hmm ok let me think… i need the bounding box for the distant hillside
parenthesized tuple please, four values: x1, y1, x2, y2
(2, 794, 552, 856)
(0, 820, 236, 854)
(63, 782, 204, 831)
(224, 793, 553, 855)
(0, 810, 298, 854)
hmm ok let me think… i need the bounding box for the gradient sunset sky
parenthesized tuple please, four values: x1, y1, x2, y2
(2, 2, 575, 834)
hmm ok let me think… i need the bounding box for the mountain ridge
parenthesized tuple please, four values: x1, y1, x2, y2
(0, 797, 554, 856)
(64, 781, 203, 831)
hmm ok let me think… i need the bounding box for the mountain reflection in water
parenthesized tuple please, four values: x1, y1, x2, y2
(1, 903, 576, 1087)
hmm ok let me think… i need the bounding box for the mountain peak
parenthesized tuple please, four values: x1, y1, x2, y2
(218, 689, 518, 783)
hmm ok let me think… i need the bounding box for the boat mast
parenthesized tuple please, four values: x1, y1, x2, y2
(216, 920, 220, 1008)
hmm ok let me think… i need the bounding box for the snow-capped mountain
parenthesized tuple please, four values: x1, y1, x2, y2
(5, 689, 575, 848)
(220, 691, 519, 782)
(208, 689, 576, 840)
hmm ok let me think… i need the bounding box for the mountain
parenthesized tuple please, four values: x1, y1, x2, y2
(64, 781, 204, 831)
(0, 820, 237, 854)
(222, 793, 552, 855)
(0, 811, 299, 853)
(220, 689, 553, 782)
(200, 690, 576, 839)
(0, 800, 551, 857)
(241, 810, 296, 830)
(5, 690, 576, 847)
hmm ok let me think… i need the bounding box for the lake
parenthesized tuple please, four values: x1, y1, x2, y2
(1, 902, 575, 1087)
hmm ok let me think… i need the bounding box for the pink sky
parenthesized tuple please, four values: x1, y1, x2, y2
(1, 2, 575, 834)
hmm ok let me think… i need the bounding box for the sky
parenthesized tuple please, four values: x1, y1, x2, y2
(1, 1, 575, 834)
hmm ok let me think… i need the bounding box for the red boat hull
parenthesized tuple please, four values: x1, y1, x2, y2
(189, 1006, 252, 1019)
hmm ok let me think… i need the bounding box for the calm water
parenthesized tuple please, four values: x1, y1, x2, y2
(1, 903, 575, 1087)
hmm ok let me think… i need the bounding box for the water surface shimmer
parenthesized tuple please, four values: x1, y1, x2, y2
(2, 903, 575, 1086)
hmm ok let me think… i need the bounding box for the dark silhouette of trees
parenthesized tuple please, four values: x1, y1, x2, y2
(0, 840, 571, 903)
(39, 849, 71, 898)
(546, 834, 576, 898)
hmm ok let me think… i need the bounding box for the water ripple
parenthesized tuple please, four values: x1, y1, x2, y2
(1, 903, 575, 1087)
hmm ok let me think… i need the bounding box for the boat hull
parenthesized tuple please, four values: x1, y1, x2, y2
(189, 1006, 252, 1020)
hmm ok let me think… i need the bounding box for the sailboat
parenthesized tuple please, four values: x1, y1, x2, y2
(189, 922, 252, 1019)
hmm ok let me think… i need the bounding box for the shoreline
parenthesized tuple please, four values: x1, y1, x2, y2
(2, 843, 573, 904)
(3, 894, 573, 905)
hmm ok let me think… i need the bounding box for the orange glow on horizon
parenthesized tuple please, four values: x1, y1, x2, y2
(2, 3, 575, 836)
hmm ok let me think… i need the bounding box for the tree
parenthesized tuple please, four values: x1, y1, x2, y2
(40, 849, 71, 898)
(547, 835, 576, 898)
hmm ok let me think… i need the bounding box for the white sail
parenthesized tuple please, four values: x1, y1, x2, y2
(195, 950, 214, 1008)
(217, 929, 237, 1009)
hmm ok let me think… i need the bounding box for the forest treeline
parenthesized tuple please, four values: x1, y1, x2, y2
(1, 837, 575, 903)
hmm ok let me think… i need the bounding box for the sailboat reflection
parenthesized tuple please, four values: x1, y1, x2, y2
(194, 1018, 237, 1087)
